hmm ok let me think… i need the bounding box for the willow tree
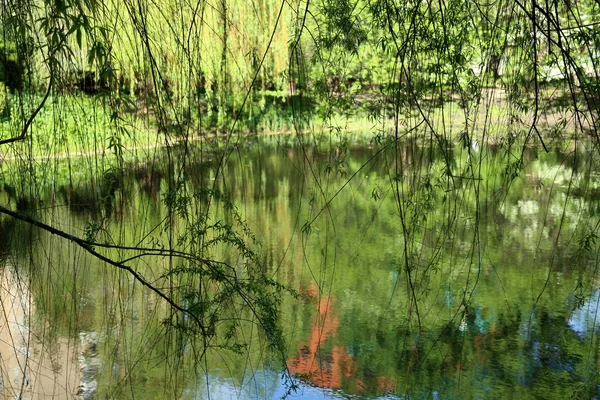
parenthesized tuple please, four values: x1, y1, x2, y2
(0, 0, 599, 398)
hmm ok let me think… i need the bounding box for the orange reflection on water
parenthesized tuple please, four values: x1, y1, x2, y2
(287, 286, 396, 394)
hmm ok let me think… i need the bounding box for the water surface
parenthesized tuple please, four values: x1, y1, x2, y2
(0, 135, 599, 399)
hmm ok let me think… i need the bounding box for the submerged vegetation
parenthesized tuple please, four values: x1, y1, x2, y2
(0, 0, 599, 398)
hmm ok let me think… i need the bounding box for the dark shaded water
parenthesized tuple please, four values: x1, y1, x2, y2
(1, 135, 600, 399)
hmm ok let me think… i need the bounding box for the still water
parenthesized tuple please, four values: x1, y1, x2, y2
(0, 134, 599, 399)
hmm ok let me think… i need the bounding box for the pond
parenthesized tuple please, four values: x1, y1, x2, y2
(0, 134, 599, 399)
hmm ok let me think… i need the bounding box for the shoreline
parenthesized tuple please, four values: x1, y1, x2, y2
(0, 87, 596, 162)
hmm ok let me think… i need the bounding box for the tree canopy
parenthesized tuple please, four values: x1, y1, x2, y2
(0, 0, 599, 398)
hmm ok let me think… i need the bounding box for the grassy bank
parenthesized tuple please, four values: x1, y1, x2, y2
(0, 84, 592, 162)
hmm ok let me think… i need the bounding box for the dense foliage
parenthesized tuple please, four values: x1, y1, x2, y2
(0, 0, 598, 135)
(0, 0, 599, 398)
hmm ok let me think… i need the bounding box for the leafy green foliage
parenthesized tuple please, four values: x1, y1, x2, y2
(0, 0, 600, 398)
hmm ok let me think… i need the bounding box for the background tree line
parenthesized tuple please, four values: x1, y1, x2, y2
(0, 0, 597, 136)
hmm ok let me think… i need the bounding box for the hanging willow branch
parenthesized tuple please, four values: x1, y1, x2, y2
(0, 60, 54, 146)
(0, 204, 208, 333)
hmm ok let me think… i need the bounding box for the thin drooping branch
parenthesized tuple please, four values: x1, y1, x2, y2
(0, 204, 206, 332)
(0, 69, 53, 146)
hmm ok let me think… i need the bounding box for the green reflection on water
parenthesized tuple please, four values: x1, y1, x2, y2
(1, 135, 600, 399)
